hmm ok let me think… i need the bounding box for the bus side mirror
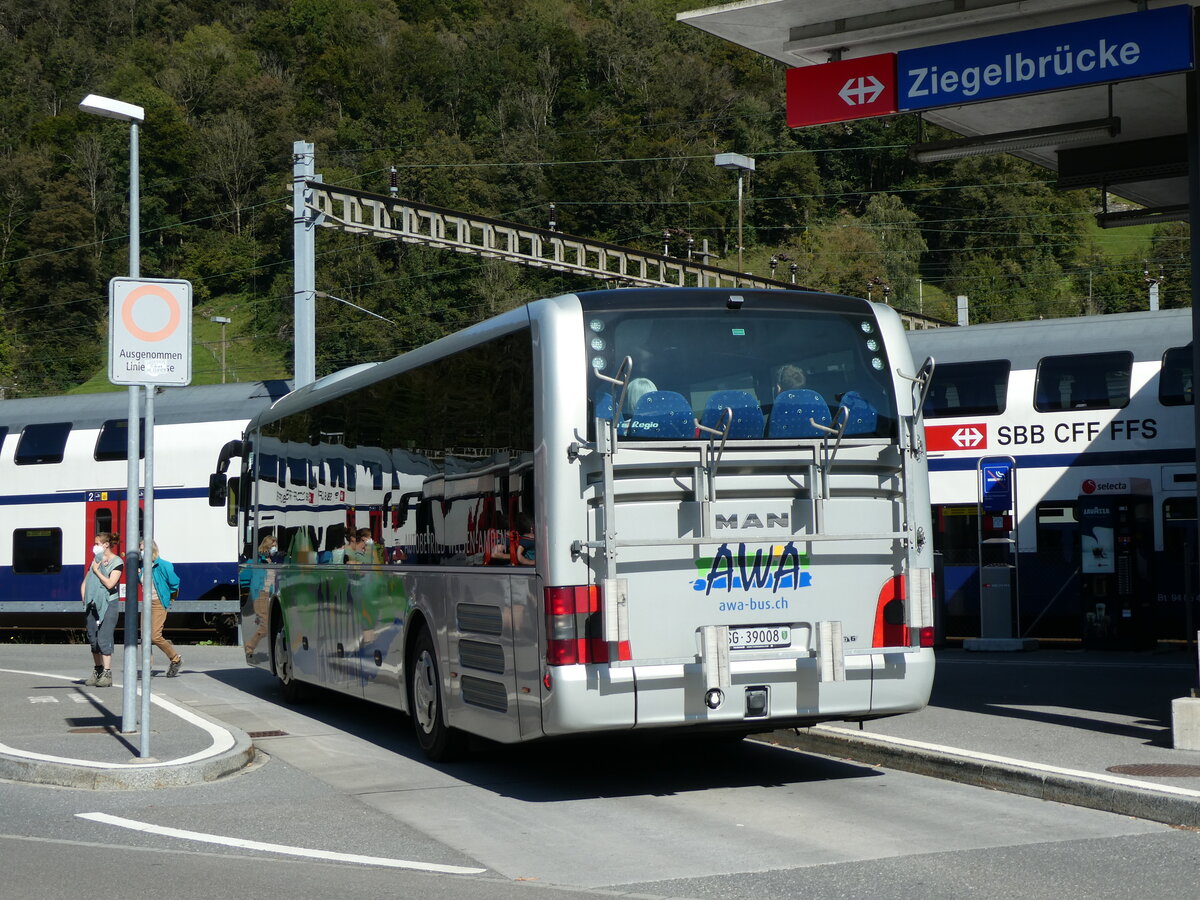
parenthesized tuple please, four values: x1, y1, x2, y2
(226, 476, 242, 527)
(208, 472, 228, 507)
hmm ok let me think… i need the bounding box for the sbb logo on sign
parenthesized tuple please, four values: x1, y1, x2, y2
(925, 423, 987, 451)
(786, 54, 897, 128)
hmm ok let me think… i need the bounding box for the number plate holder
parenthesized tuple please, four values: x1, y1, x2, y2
(728, 625, 791, 651)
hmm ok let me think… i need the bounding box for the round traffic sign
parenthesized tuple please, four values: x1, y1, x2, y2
(121, 284, 181, 342)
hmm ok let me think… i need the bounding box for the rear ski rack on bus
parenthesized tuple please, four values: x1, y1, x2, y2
(567, 360, 926, 678)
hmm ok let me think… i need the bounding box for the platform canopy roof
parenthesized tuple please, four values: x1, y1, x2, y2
(678, 0, 1196, 216)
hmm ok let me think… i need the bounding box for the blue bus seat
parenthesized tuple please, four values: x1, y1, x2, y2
(594, 391, 618, 422)
(768, 389, 832, 438)
(626, 391, 695, 439)
(700, 390, 764, 439)
(839, 391, 878, 435)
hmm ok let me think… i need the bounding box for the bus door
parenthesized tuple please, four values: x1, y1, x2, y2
(84, 492, 142, 592)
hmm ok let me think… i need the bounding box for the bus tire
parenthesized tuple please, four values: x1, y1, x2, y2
(408, 625, 465, 761)
(271, 611, 305, 704)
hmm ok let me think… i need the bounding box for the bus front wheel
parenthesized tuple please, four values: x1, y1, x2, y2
(408, 626, 464, 761)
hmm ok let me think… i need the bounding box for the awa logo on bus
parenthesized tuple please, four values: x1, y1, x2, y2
(693, 543, 812, 594)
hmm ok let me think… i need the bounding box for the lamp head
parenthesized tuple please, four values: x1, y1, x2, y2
(713, 152, 755, 172)
(79, 94, 145, 123)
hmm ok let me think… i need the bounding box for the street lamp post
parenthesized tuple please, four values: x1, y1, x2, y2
(211, 316, 231, 383)
(714, 153, 755, 273)
(79, 93, 144, 739)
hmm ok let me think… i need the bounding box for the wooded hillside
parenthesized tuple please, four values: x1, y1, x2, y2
(0, 0, 1188, 396)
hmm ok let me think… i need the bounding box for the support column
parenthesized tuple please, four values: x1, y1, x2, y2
(293, 141, 316, 388)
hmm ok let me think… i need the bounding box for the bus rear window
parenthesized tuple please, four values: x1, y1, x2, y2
(582, 304, 896, 440)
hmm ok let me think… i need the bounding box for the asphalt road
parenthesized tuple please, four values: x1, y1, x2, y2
(1, 645, 1197, 899)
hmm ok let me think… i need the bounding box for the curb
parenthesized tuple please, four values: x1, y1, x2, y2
(757, 725, 1200, 828)
(0, 703, 256, 791)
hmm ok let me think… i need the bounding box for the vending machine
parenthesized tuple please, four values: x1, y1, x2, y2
(1078, 479, 1153, 649)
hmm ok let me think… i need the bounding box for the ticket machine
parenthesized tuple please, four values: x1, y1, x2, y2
(1078, 479, 1153, 649)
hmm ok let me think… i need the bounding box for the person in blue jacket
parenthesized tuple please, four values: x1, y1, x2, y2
(142, 541, 183, 677)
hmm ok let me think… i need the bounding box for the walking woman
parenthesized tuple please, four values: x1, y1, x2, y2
(80, 531, 123, 688)
(142, 541, 183, 677)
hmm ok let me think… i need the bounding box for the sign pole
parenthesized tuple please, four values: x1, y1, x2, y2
(138, 387, 155, 757)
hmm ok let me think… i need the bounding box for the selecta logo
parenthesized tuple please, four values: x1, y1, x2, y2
(692, 543, 812, 594)
(1082, 479, 1127, 494)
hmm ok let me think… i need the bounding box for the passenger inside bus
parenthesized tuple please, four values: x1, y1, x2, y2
(486, 511, 536, 566)
(345, 528, 374, 564)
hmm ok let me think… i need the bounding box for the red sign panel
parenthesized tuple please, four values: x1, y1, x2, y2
(786, 54, 898, 127)
(925, 423, 988, 452)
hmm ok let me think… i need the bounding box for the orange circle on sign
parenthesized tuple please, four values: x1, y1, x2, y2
(122, 284, 180, 342)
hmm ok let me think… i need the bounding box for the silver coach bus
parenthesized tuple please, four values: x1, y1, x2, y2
(210, 287, 936, 759)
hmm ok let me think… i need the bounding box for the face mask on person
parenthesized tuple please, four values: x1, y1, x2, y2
(92, 544, 103, 557)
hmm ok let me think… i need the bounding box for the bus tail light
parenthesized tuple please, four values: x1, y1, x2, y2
(545, 585, 632, 665)
(872, 574, 909, 648)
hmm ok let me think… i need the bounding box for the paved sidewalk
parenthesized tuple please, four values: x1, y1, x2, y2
(763, 648, 1200, 826)
(0, 645, 253, 789)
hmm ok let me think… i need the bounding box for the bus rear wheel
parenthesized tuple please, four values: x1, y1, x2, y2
(408, 626, 465, 761)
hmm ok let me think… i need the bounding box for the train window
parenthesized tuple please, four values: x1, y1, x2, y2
(1035, 351, 1132, 412)
(1160, 346, 1193, 406)
(923, 360, 1009, 418)
(94, 419, 146, 461)
(93, 509, 114, 535)
(287, 457, 309, 487)
(15, 422, 71, 465)
(13, 528, 63, 574)
(0, 426, 7, 454)
(328, 458, 345, 487)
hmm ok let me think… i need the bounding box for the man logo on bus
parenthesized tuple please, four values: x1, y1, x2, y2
(693, 542, 812, 594)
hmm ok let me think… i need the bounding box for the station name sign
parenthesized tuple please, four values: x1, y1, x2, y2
(786, 5, 1193, 127)
(898, 4, 1193, 111)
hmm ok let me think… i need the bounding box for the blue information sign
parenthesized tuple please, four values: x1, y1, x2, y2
(898, 5, 1193, 111)
(981, 461, 1014, 513)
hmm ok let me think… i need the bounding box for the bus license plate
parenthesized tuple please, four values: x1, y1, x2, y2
(728, 626, 791, 650)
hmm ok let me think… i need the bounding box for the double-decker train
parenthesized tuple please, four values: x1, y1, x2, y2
(0, 381, 290, 631)
(907, 308, 1197, 647)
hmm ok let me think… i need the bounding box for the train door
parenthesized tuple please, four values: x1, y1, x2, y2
(83, 492, 143, 591)
(1027, 502, 1081, 639)
(932, 504, 981, 639)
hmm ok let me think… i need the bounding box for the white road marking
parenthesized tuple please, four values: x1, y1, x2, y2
(76, 812, 486, 875)
(28, 697, 58, 704)
(815, 724, 1200, 798)
(0, 668, 233, 768)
